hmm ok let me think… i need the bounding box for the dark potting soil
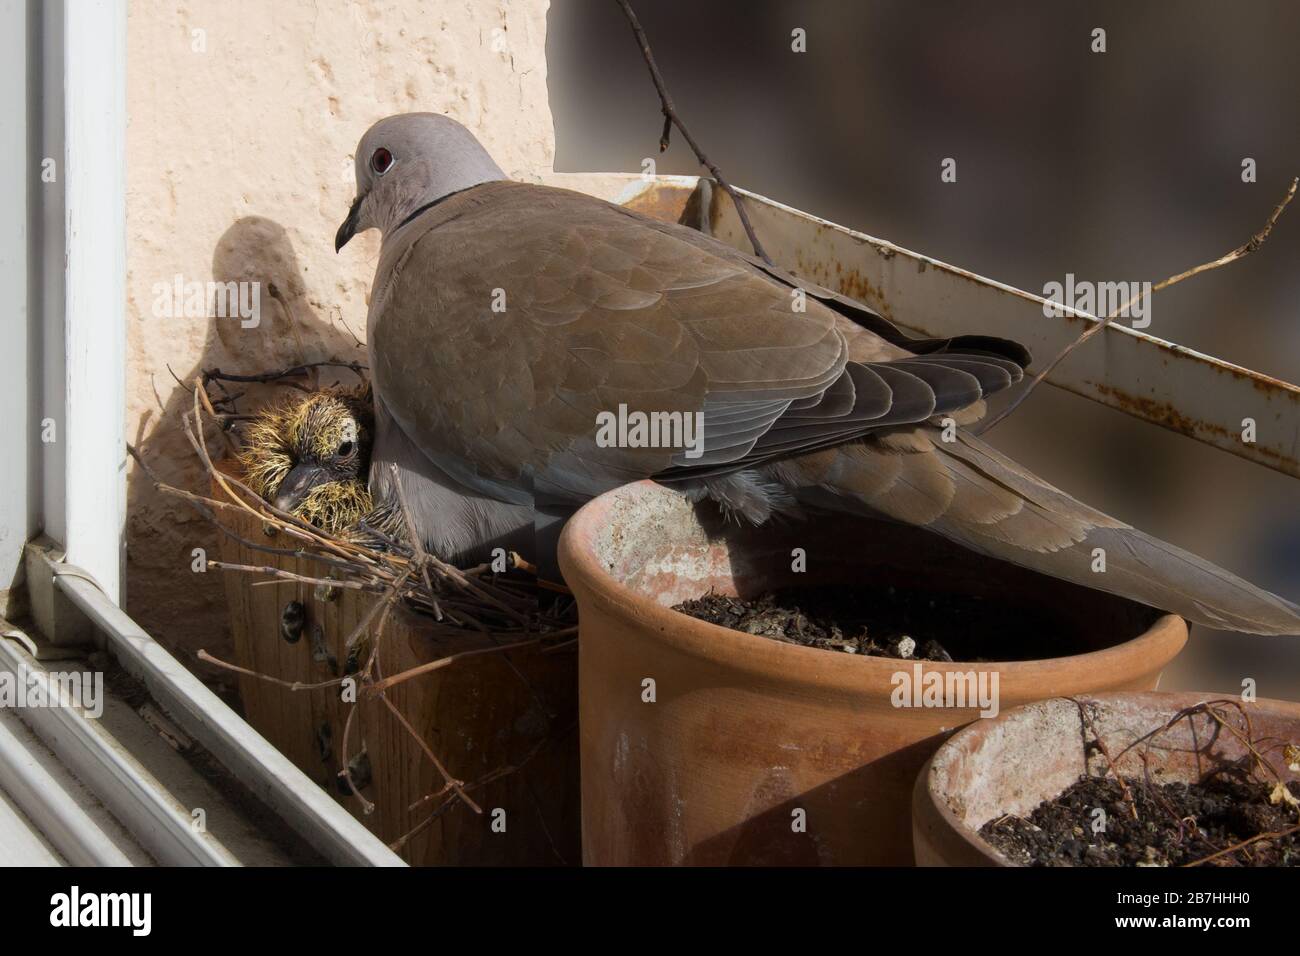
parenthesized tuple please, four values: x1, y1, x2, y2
(979, 774, 1300, 867)
(671, 585, 1092, 662)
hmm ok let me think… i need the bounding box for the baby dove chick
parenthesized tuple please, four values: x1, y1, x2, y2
(239, 384, 394, 538)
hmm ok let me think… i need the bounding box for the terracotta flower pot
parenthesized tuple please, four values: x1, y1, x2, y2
(558, 480, 1188, 866)
(913, 691, 1300, 866)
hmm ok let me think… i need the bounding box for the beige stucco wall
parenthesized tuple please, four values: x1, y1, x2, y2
(125, 0, 555, 676)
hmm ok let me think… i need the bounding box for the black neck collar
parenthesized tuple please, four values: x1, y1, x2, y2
(394, 182, 491, 232)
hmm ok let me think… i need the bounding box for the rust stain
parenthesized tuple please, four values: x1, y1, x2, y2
(1121, 333, 1300, 397)
(1090, 383, 1298, 471)
(1092, 384, 1211, 437)
(1214, 361, 1300, 395)
(707, 180, 726, 234)
(623, 183, 692, 224)
(833, 267, 893, 320)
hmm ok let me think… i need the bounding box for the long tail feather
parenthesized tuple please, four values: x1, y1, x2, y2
(933, 435, 1300, 635)
(781, 430, 1300, 636)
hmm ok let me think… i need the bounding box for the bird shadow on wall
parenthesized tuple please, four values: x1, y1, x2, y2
(127, 216, 366, 688)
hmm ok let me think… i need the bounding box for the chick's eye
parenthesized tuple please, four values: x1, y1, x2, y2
(370, 148, 393, 175)
(337, 441, 354, 457)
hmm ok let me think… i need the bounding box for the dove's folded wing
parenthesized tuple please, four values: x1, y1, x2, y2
(370, 181, 1024, 504)
(366, 180, 1300, 635)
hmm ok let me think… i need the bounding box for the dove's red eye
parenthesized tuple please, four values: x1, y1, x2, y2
(370, 147, 393, 175)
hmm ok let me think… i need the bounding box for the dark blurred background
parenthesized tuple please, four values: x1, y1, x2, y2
(547, 0, 1300, 697)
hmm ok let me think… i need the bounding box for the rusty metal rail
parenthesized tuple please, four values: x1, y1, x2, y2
(552, 173, 1300, 481)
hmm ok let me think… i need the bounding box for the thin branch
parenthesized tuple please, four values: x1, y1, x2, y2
(347, 574, 408, 673)
(196, 649, 346, 692)
(206, 559, 377, 592)
(615, 0, 772, 265)
(202, 360, 367, 388)
(1184, 822, 1300, 867)
(376, 691, 481, 815)
(365, 637, 541, 696)
(194, 374, 240, 456)
(1070, 697, 1139, 821)
(979, 176, 1298, 434)
(392, 722, 572, 852)
(339, 704, 375, 815)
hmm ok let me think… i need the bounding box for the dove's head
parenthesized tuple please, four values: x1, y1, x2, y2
(335, 112, 506, 252)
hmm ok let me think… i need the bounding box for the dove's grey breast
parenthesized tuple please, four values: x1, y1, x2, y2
(365, 186, 539, 562)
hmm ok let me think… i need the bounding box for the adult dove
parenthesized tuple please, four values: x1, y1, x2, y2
(335, 112, 1300, 635)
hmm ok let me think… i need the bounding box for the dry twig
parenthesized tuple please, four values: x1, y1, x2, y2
(980, 177, 1298, 433)
(1184, 822, 1300, 867)
(1070, 697, 1140, 821)
(615, 0, 772, 264)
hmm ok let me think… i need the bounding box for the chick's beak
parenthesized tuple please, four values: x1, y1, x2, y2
(335, 194, 363, 252)
(273, 462, 331, 513)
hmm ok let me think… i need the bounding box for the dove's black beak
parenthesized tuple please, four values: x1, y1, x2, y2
(273, 463, 330, 513)
(335, 195, 363, 252)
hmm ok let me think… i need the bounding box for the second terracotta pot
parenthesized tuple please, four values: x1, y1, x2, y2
(913, 692, 1300, 866)
(558, 481, 1188, 866)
